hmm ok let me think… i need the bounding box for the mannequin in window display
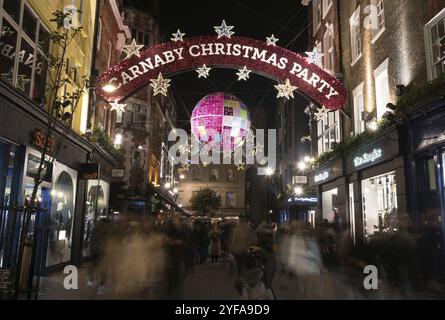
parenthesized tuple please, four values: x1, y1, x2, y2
(83, 185, 105, 257)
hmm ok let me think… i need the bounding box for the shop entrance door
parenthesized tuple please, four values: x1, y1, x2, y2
(416, 154, 443, 251)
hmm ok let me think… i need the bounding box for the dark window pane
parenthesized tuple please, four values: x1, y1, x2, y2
(32, 53, 48, 105)
(0, 20, 18, 86)
(38, 25, 50, 56)
(3, 0, 21, 23)
(22, 4, 37, 41)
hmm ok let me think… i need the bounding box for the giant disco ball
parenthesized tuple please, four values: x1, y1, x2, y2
(191, 93, 251, 152)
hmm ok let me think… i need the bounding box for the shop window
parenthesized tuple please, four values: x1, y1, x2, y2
(374, 58, 390, 120)
(361, 172, 398, 240)
(47, 171, 75, 267)
(349, 6, 362, 65)
(425, 8, 445, 81)
(322, 188, 338, 223)
(227, 192, 237, 208)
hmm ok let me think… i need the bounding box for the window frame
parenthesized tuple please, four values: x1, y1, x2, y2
(349, 6, 362, 66)
(322, 0, 333, 19)
(323, 24, 335, 74)
(424, 8, 445, 81)
(353, 82, 365, 135)
(312, 0, 322, 35)
(317, 109, 340, 155)
(0, 0, 51, 102)
(374, 58, 390, 120)
(370, 0, 386, 43)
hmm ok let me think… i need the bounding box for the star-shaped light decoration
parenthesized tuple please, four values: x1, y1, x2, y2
(122, 39, 145, 60)
(1, 26, 14, 37)
(196, 65, 211, 79)
(110, 101, 126, 113)
(305, 47, 324, 66)
(236, 66, 252, 81)
(266, 34, 279, 46)
(1, 69, 14, 84)
(236, 162, 246, 171)
(274, 79, 298, 100)
(223, 150, 233, 159)
(171, 29, 186, 42)
(181, 163, 190, 172)
(202, 162, 209, 168)
(16, 75, 31, 91)
(214, 20, 235, 39)
(150, 73, 171, 96)
(314, 106, 330, 121)
(255, 144, 264, 155)
(178, 143, 192, 155)
(258, 159, 268, 165)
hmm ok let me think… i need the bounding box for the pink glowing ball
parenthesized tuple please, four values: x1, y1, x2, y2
(191, 92, 251, 152)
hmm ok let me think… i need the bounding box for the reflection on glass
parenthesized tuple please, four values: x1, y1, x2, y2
(0, 20, 18, 87)
(83, 183, 105, 257)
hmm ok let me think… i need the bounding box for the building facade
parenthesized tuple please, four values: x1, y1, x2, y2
(305, 0, 445, 272)
(0, 0, 122, 283)
(176, 164, 245, 218)
(110, 5, 178, 214)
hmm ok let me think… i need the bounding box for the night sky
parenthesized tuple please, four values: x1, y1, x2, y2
(124, 0, 309, 129)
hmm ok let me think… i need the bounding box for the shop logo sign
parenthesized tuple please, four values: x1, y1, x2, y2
(353, 149, 382, 168)
(363, 265, 378, 290)
(63, 265, 78, 290)
(314, 171, 329, 183)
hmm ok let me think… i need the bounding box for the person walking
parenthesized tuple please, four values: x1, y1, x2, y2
(209, 224, 222, 263)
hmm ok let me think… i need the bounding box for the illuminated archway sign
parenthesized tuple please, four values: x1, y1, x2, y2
(97, 36, 347, 110)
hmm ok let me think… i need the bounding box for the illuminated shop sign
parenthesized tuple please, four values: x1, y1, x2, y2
(314, 171, 329, 183)
(353, 148, 383, 168)
(294, 197, 318, 203)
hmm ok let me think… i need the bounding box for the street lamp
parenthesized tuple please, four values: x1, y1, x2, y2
(265, 167, 275, 176)
(165, 182, 171, 189)
(102, 83, 118, 93)
(294, 187, 303, 196)
(114, 134, 123, 145)
(298, 161, 307, 171)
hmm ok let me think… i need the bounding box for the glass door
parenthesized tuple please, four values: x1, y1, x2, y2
(0, 141, 25, 268)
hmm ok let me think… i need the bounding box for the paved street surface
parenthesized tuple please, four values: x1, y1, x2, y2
(38, 259, 442, 300)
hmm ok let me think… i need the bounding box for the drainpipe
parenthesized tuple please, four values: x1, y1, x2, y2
(87, 0, 101, 133)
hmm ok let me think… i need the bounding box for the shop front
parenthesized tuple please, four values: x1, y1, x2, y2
(346, 127, 406, 245)
(309, 157, 346, 229)
(407, 100, 445, 271)
(0, 80, 117, 280)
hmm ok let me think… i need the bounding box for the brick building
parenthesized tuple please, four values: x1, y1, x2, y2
(305, 0, 445, 269)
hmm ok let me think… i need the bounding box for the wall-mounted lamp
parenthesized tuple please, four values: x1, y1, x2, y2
(396, 85, 407, 97)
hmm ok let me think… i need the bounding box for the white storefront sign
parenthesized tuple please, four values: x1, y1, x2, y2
(353, 149, 383, 168)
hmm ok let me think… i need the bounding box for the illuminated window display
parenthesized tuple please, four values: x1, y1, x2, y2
(361, 172, 398, 240)
(322, 188, 338, 223)
(46, 166, 78, 267)
(83, 180, 110, 258)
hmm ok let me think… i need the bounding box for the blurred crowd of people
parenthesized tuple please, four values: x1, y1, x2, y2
(84, 213, 445, 300)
